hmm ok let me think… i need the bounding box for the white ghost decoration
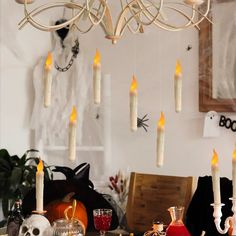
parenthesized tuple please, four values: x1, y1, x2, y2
(203, 111, 220, 138)
(18, 214, 52, 236)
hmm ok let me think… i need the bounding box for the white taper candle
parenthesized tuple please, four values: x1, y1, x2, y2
(36, 159, 44, 212)
(68, 106, 77, 162)
(211, 149, 221, 204)
(93, 49, 101, 104)
(232, 146, 236, 198)
(130, 76, 138, 131)
(156, 112, 165, 167)
(44, 52, 53, 108)
(174, 60, 182, 113)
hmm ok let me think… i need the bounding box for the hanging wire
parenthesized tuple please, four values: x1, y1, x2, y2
(157, 29, 163, 112)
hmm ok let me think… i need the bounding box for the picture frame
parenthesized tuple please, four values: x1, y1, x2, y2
(199, 0, 236, 112)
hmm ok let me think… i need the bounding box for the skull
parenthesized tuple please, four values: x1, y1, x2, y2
(19, 214, 52, 236)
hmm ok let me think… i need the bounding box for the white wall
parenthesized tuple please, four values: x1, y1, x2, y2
(0, 1, 235, 182)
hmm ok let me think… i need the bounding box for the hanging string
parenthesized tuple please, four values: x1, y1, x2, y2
(177, 30, 183, 115)
(157, 30, 163, 112)
(133, 34, 137, 76)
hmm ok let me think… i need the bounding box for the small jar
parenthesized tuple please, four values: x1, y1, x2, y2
(52, 219, 84, 236)
(143, 220, 166, 236)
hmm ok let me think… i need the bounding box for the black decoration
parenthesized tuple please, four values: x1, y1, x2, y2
(54, 39, 80, 72)
(137, 114, 149, 132)
(219, 115, 236, 132)
(55, 19, 69, 43)
(186, 44, 192, 51)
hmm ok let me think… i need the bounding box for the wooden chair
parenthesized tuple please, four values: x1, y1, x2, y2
(126, 172, 196, 233)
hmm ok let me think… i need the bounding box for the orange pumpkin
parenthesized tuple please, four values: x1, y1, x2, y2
(45, 192, 88, 229)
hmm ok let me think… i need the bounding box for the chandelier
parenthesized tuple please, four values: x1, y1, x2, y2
(18, 0, 211, 44)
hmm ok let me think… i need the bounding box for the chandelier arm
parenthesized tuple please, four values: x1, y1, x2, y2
(120, 1, 165, 30)
(66, 8, 110, 35)
(126, 21, 142, 34)
(126, 7, 145, 33)
(138, 0, 210, 30)
(117, 0, 160, 35)
(152, 7, 200, 31)
(21, 1, 111, 34)
(86, 0, 108, 25)
(116, 7, 149, 37)
(20, 2, 86, 31)
(19, 2, 68, 29)
(62, 1, 110, 27)
(138, 0, 163, 14)
(139, 4, 198, 30)
(154, 5, 212, 30)
(25, 9, 85, 31)
(100, 8, 114, 35)
(137, 0, 196, 28)
(164, 0, 211, 22)
(64, 1, 114, 35)
(114, 0, 144, 37)
(135, 0, 163, 25)
(125, 0, 197, 31)
(68, 11, 95, 34)
(116, 1, 170, 37)
(72, 22, 94, 33)
(122, 4, 197, 32)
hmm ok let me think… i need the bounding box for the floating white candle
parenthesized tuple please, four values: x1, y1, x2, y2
(68, 106, 77, 162)
(36, 159, 44, 212)
(93, 49, 101, 104)
(211, 149, 221, 204)
(232, 146, 236, 198)
(130, 76, 138, 132)
(156, 112, 165, 167)
(174, 60, 183, 113)
(44, 52, 53, 108)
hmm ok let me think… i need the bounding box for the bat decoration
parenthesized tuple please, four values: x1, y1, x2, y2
(186, 44, 192, 51)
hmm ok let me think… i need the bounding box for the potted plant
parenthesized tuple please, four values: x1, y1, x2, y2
(0, 149, 53, 225)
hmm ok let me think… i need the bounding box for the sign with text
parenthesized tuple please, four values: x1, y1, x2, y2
(219, 115, 236, 132)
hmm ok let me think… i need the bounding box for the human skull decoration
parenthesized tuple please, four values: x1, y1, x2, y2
(19, 214, 52, 236)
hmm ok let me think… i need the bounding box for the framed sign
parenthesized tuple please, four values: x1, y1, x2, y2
(199, 0, 236, 112)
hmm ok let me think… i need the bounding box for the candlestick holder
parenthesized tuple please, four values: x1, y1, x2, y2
(32, 210, 47, 215)
(211, 198, 236, 235)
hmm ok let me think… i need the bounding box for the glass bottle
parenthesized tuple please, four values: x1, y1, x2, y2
(6, 198, 24, 236)
(166, 206, 190, 236)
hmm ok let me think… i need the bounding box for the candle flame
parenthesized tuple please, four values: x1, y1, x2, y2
(175, 60, 182, 77)
(233, 145, 236, 161)
(130, 75, 137, 92)
(211, 149, 218, 166)
(37, 159, 44, 172)
(70, 106, 77, 123)
(94, 49, 101, 65)
(45, 52, 52, 70)
(158, 112, 165, 128)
